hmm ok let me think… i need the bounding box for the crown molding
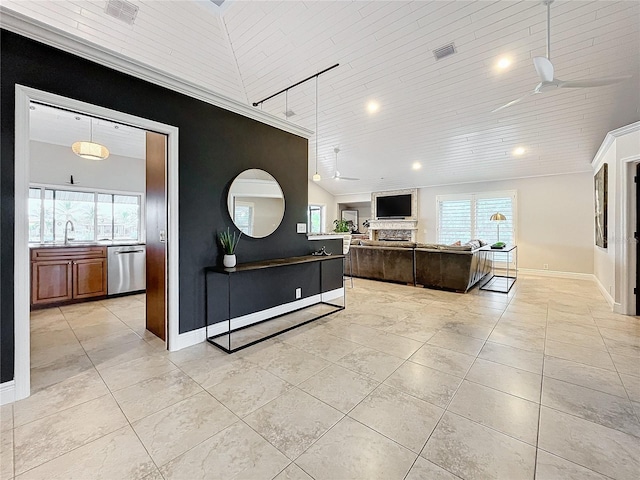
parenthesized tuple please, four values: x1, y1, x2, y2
(591, 121, 640, 167)
(0, 6, 313, 139)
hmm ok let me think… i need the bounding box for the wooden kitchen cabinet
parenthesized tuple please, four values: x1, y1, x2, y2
(31, 246, 107, 307)
(73, 257, 108, 299)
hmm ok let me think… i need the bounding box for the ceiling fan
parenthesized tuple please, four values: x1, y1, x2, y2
(331, 147, 359, 181)
(492, 0, 631, 113)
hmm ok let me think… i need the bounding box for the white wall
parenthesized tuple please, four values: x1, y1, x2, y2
(592, 123, 640, 312)
(30, 141, 145, 193)
(417, 172, 594, 274)
(593, 144, 617, 299)
(308, 181, 338, 233)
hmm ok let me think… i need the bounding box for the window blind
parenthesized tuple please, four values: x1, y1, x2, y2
(476, 196, 514, 245)
(437, 192, 515, 245)
(438, 199, 472, 244)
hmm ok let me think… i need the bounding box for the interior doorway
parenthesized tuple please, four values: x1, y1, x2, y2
(14, 85, 179, 402)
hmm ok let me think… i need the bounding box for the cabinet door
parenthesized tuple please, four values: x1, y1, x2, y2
(31, 260, 73, 305)
(73, 258, 107, 299)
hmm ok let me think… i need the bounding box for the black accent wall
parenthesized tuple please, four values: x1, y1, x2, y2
(0, 29, 318, 383)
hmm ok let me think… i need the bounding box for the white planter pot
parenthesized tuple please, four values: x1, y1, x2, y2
(223, 254, 237, 268)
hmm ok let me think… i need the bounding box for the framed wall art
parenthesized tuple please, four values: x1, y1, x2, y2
(594, 163, 608, 248)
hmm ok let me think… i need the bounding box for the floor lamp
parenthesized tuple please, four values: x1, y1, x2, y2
(490, 213, 506, 242)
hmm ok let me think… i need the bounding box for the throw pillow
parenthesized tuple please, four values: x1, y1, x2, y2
(450, 240, 461, 246)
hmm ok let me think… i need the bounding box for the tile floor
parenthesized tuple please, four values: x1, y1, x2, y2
(1, 276, 640, 479)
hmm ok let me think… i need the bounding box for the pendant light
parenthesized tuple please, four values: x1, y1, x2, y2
(312, 75, 321, 182)
(72, 117, 109, 161)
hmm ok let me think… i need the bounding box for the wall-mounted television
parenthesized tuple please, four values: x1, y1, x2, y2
(376, 194, 412, 218)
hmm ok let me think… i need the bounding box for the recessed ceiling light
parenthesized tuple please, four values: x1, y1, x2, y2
(412, 162, 422, 170)
(367, 101, 379, 114)
(497, 57, 512, 70)
(513, 146, 526, 156)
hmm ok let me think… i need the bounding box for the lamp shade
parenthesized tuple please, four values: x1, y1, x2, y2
(490, 212, 506, 222)
(312, 173, 321, 182)
(71, 141, 110, 160)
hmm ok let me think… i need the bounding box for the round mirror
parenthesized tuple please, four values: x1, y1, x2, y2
(227, 169, 285, 238)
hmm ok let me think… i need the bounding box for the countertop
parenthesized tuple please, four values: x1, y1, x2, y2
(307, 234, 347, 240)
(30, 241, 146, 249)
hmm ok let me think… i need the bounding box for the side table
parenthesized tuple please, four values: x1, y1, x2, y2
(480, 245, 518, 293)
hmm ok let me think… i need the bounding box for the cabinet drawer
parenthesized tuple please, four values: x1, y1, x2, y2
(31, 246, 106, 261)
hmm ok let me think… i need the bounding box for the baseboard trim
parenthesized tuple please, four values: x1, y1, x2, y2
(0, 381, 16, 405)
(170, 288, 344, 351)
(594, 276, 615, 308)
(518, 268, 594, 281)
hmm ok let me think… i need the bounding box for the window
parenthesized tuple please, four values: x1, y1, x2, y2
(308, 204, 324, 233)
(437, 191, 516, 245)
(29, 186, 142, 243)
(234, 201, 254, 236)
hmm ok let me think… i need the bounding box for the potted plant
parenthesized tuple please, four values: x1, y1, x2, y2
(333, 219, 350, 233)
(218, 227, 242, 268)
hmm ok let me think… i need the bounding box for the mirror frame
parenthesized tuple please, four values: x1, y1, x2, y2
(227, 169, 285, 238)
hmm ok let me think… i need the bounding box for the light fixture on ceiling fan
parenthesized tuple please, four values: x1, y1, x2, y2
(332, 147, 359, 181)
(312, 75, 321, 182)
(492, 0, 631, 113)
(71, 117, 110, 160)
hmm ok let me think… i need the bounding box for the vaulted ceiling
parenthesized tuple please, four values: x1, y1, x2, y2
(5, 0, 639, 196)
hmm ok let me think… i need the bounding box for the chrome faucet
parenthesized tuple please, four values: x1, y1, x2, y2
(64, 220, 75, 244)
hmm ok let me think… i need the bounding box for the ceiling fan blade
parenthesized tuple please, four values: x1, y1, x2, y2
(491, 92, 535, 113)
(558, 75, 631, 88)
(533, 56, 554, 83)
(331, 173, 359, 181)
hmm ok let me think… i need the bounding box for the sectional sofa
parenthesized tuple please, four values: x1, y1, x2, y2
(348, 240, 491, 293)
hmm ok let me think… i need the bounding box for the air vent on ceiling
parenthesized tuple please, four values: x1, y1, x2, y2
(433, 43, 457, 61)
(105, 0, 139, 25)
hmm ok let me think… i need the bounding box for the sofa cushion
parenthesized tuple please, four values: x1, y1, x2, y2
(440, 244, 473, 251)
(416, 243, 441, 249)
(359, 240, 416, 248)
(466, 240, 482, 249)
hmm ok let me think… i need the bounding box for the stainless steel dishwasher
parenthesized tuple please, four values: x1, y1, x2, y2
(107, 245, 146, 295)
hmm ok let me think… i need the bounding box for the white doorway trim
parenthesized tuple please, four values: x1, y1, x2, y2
(13, 85, 180, 402)
(619, 154, 640, 315)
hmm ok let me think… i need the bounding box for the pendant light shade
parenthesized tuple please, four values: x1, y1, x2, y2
(312, 75, 321, 181)
(72, 118, 109, 160)
(71, 141, 109, 160)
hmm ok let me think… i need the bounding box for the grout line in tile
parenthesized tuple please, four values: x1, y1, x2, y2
(531, 299, 549, 479)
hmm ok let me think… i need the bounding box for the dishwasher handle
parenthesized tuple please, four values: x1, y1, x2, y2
(114, 249, 145, 255)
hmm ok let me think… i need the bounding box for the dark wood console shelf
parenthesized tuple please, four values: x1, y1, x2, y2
(205, 254, 345, 353)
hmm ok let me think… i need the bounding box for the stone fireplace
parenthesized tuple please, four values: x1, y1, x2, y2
(376, 229, 414, 241)
(369, 188, 419, 242)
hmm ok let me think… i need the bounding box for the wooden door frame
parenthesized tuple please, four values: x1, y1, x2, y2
(13, 85, 180, 402)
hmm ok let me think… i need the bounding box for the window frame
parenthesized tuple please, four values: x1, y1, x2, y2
(29, 182, 145, 243)
(233, 200, 255, 236)
(436, 190, 517, 246)
(307, 203, 325, 234)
